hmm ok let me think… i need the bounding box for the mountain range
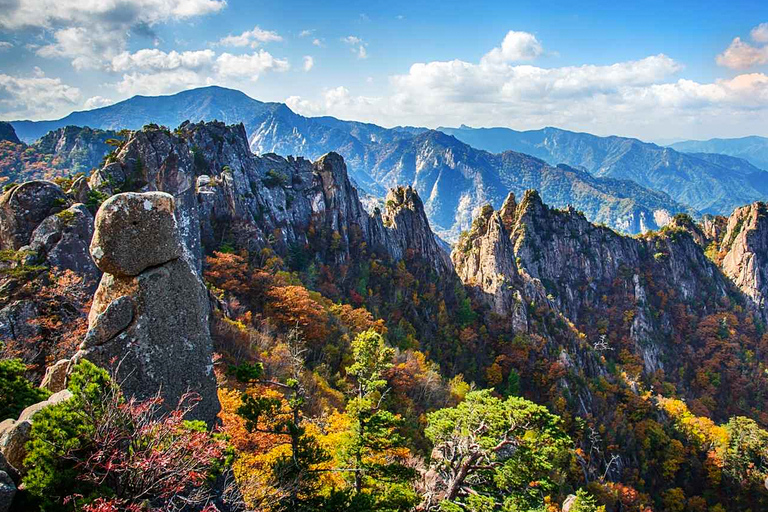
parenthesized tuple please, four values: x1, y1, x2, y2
(439, 125, 768, 216)
(4, 85, 766, 240)
(670, 135, 768, 171)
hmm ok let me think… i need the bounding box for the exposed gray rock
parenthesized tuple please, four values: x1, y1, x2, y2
(719, 202, 768, 317)
(452, 189, 731, 377)
(89, 122, 452, 280)
(29, 203, 99, 280)
(81, 295, 133, 348)
(89, 192, 182, 277)
(68, 175, 91, 204)
(452, 194, 530, 331)
(0, 181, 67, 251)
(379, 186, 453, 275)
(0, 301, 40, 344)
(78, 191, 219, 425)
(0, 470, 15, 512)
(0, 453, 17, 485)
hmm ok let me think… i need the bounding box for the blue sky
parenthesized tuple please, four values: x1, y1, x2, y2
(0, 0, 767, 141)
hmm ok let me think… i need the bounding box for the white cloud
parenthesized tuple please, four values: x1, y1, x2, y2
(115, 69, 213, 96)
(716, 23, 768, 70)
(0, 0, 225, 28)
(108, 47, 289, 95)
(0, 42, 12, 51)
(215, 51, 289, 79)
(299, 29, 314, 38)
(480, 30, 543, 65)
(303, 56, 314, 72)
(0, 67, 80, 118)
(217, 26, 282, 48)
(286, 30, 768, 140)
(83, 96, 114, 109)
(286, 86, 379, 117)
(111, 49, 216, 72)
(35, 26, 121, 70)
(312, 38, 324, 47)
(342, 36, 367, 59)
(751, 23, 768, 44)
(0, 0, 226, 68)
(716, 37, 768, 70)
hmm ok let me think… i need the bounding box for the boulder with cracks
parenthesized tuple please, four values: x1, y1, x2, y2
(74, 192, 220, 425)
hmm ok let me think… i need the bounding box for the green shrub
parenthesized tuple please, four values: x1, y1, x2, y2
(22, 360, 113, 510)
(55, 209, 76, 226)
(85, 189, 109, 210)
(0, 249, 47, 279)
(263, 168, 289, 187)
(0, 358, 50, 420)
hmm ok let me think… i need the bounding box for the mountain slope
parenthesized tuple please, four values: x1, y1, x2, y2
(5, 87, 689, 238)
(0, 122, 20, 143)
(671, 135, 768, 171)
(0, 126, 116, 185)
(440, 125, 768, 215)
(364, 130, 690, 239)
(9, 86, 421, 194)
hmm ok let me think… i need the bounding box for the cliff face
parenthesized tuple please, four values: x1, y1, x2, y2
(87, 121, 451, 276)
(34, 126, 115, 174)
(713, 202, 768, 315)
(453, 190, 735, 377)
(452, 195, 530, 331)
(0, 122, 20, 144)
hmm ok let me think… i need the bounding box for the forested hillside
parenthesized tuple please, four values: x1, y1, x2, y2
(0, 121, 767, 512)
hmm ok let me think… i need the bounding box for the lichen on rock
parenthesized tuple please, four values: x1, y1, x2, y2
(77, 191, 220, 425)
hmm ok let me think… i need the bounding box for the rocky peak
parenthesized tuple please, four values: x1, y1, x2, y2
(0, 122, 20, 144)
(701, 214, 727, 243)
(718, 202, 768, 313)
(667, 213, 708, 247)
(0, 181, 67, 251)
(379, 186, 453, 275)
(498, 192, 517, 232)
(453, 190, 732, 374)
(87, 121, 452, 279)
(452, 201, 527, 327)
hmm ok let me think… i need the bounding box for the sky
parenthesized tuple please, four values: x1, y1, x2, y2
(0, 0, 767, 142)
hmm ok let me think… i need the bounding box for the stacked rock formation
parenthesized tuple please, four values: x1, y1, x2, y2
(74, 191, 220, 425)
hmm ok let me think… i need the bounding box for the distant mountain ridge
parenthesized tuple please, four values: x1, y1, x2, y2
(359, 130, 689, 239)
(0, 86, 718, 238)
(671, 136, 768, 172)
(439, 125, 768, 216)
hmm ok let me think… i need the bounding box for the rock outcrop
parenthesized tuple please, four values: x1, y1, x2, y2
(75, 192, 220, 425)
(0, 181, 67, 251)
(88, 121, 451, 277)
(717, 202, 768, 315)
(453, 190, 733, 375)
(379, 186, 453, 275)
(0, 123, 20, 145)
(0, 468, 15, 512)
(89, 192, 181, 276)
(0, 180, 97, 281)
(27, 203, 99, 280)
(452, 196, 529, 331)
